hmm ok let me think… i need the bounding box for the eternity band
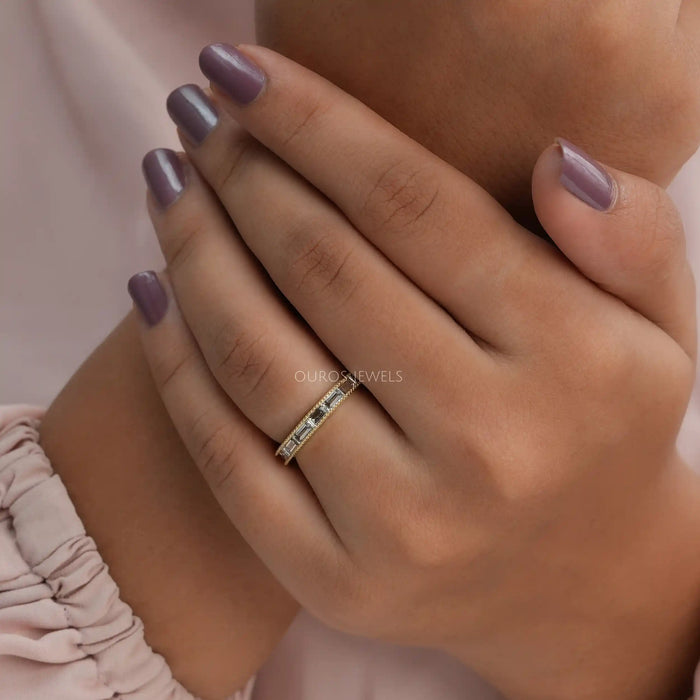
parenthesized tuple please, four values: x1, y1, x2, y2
(275, 373, 361, 465)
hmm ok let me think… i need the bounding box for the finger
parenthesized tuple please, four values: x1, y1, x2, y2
(190, 45, 565, 351)
(533, 139, 697, 361)
(126, 270, 348, 609)
(158, 94, 491, 441)
(140, 148, 415, 535)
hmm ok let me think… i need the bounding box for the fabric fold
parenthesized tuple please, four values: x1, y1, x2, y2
(0, 406, 253, 700)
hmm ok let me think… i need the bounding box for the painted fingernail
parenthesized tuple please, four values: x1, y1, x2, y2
(128, 271, 168, 326)
(167, 84, 219, 145)
(199, 43, 266, 105)
(142, 148, 186, 209)
(557, 138, 616, 212)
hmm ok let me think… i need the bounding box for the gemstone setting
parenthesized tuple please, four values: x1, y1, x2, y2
(294, 422, 314, 442)
(275, 373, 361, 465)
(309, 405, 328, 424)
(325, 389, 344, 409)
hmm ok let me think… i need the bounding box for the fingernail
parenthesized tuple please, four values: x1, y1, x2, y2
(128, 271, 168, 326)
(142, 149, 186, 209)
(167, 84, 219, 145)
(199, 43, 266, 105)
(557, 138, 616, 212)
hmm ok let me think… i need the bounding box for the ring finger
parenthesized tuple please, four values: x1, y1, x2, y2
(163, 86, 495, 447)
(141, 147, 415, 536)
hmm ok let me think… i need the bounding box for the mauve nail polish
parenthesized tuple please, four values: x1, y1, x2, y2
(167, 84, 219, 145)
(128, 271, 168, 326)
(199, 43, 266, 105)
(142, 149, 185, 209)
(557, 138, 616, 212)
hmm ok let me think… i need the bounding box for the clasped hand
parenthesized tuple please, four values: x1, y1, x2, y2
(129, 44, 700, 700)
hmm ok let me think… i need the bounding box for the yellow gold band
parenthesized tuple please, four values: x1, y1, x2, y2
(275, 373, 361, 465)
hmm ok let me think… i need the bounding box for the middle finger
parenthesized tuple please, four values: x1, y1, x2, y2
(141, 148, 416, 538)
(166, 93, 495, 441)
(194, 45, 573, 352)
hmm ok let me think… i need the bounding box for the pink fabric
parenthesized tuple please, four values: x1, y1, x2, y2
(0, 406, 254, 700)
(1, 0, 699, 697)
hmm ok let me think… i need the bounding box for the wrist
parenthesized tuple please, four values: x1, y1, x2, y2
(40, 313, 298, 697)
(451, 454, 700, 700)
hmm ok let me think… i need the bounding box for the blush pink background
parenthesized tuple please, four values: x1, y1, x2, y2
(2, 2, 699, 698)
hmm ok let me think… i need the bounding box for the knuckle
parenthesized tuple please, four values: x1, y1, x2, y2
(579, 328, 691, 450)
(619, 186, 684, 281)
(188, 411, 239, 489)
(211, 319, 277, 398)
(280, 91, 332, 148)
(149, 347, 198, 396)
(476, 409, 580, 506)
(361, 160, 442, 237)
(164, 213, 211, 273)
(450, 408, 552, 505)
(212, 131, 259, 196)
(558, 322, 634, 397)
(379, 478, 457, 570)
(569, 330, 642, 431)
(437, 395, 491, 467)
(392, 516, 456, 570)
(285, 225, 362, 309)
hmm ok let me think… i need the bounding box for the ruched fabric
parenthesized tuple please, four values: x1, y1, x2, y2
(0, 406, 254, 700)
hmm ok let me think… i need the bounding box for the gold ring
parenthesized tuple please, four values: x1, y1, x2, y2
(275, 373, 361, 465)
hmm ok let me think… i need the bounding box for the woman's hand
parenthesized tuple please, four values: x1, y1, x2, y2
(131, 46, 700, 699)
(257, 0, 700, 214)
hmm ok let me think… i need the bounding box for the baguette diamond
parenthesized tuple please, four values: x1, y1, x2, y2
(309, 406, 328, 424)
(294, 422, 314, 442)
(275, 373, 360, 465)
(325, 389, 344, 409)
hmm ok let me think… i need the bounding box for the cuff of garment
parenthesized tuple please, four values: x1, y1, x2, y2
(0, 405, 255, 700)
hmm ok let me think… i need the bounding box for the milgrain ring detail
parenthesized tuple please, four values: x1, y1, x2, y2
(275, 373, 361, 465)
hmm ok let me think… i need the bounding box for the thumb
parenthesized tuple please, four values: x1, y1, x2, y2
(533, 138, 697, 361)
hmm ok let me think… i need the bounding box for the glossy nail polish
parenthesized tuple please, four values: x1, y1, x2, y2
(142, 149, 186, 209)
(199, 43, 266, 105)
(128, 271, 168, 326)
(557, 138, 616, 212)
(167, 84, 219, 145)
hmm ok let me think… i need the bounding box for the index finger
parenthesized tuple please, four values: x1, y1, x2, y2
(199, 43, 508, 238)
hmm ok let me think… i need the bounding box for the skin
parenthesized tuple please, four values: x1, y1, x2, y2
(38, 2, 700, 699)
(136, 46, 700, 700)
(255, 0, 700, 222)
(39, 314, 298, 697)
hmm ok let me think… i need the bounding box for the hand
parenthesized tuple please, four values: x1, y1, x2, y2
(131, 46, 700, 699)
(258, 0, 700, 215)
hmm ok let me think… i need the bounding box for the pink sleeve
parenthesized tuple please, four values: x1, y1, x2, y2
(0, 405, 254, 700)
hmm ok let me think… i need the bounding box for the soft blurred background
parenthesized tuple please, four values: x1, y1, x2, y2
(1, 0, 254, 404)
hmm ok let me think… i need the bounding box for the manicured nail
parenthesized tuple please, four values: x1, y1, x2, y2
(199, 43, 266, 105)
(128, 271, 168, 326)
(167, 84, 219, 145)
(142, 149, 186, 209)
(557, 138, 616, 212)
